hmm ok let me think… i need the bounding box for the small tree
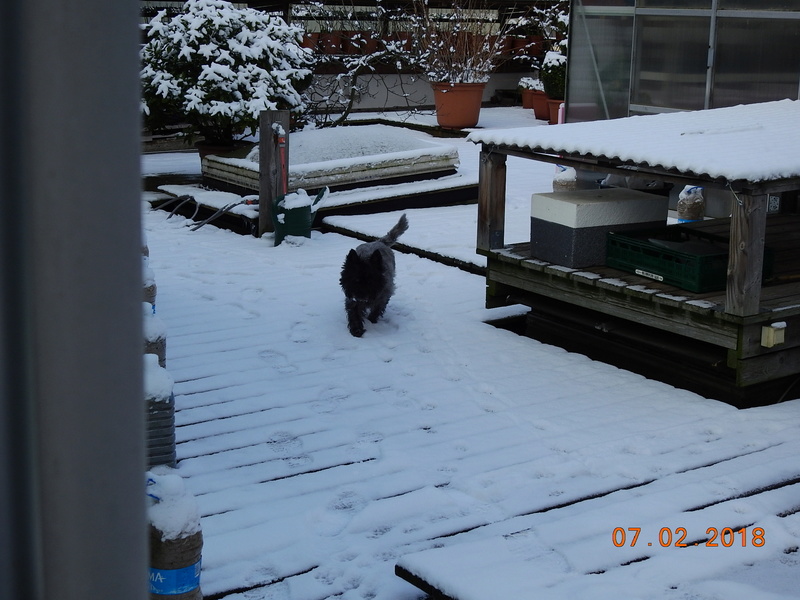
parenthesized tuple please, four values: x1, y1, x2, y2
(295, 0, 426, 128)
(409, 0, 533, 85)
(540, 48, 567, 100)
(141, 0, 314, 146)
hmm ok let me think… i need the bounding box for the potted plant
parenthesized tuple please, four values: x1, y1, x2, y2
(140, 0, 314, 155)
(410, 1, 532, 129)
(519, 76, 549, 120)
(539, 47, 567, 124)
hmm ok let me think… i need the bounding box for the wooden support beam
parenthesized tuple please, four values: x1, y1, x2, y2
(477, 145, 507, 251)
(258, 110, 290, 237)
(725, 192, 767, 316)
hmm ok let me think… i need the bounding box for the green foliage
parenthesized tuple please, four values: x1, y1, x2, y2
(540, 50, 567, 100)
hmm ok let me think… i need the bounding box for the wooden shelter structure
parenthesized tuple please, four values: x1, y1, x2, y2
(469, 99, 800, 406)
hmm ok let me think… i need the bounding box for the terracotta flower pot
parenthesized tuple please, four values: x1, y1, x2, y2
(431, 82, 486, 129)
(531, 90, 550, 121)
(547, 98, 564, 125)
(521, 88, 535, 109)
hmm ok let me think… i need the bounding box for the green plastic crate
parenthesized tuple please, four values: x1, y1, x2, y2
(606, 226, 732, 293)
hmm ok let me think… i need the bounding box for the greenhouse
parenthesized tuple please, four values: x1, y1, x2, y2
(567, 0, 800, 121)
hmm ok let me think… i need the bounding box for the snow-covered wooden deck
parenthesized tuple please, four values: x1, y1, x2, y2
(396, 442, 800, 600)
(145, 207, 800, 600)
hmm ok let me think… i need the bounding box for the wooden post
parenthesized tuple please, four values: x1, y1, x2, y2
(258, 110, 291, 237)
(725, 192, 767, 316)
(477, 145, 507, 251)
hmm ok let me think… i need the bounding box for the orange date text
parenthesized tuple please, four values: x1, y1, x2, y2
(612, 527, 765, 548)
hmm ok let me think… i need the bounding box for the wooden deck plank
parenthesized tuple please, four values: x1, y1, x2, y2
(490, 242, 728, 313)
(396, 442, 800, 600)
(487, 257, 740, 348)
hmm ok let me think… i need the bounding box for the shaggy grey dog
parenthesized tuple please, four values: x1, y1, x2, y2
(339, 214, 409, 337)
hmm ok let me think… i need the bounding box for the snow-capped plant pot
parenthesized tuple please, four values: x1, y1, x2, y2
(272, 188, 328, 246)
(540, 49, 567, 123)
(411, 0, 531, 128)
(519, 77, 549, 119)
(432, 82, 486, 129)
(147, 468, 203, 600)
(145, 354, 176, 468)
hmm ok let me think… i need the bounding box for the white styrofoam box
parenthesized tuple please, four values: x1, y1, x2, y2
(531, 188, 668, 229)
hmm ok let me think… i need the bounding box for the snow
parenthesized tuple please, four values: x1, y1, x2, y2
(287, 125, 456, 167)
(239, 124, 459, 168)
(144, 353, 174, 402)
(147, 466, 202, 541)
(143, 254, 156, 286)
(279, 189, 320, 210)
(468, 99, 800, 183)
(141, 107, 800, 600)
(143, 302, 167, 342)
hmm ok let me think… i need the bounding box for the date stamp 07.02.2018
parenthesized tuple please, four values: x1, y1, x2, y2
(612, 527, 766, 548)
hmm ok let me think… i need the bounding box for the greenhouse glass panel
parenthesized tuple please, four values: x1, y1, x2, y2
(578, 0, 634, 6)
(632, 15, 710, 111)
(719, 0, 800, 9)
(566, 12, 634, 121)
(636, 0, 712, 7)
(713, 17, 800, 107)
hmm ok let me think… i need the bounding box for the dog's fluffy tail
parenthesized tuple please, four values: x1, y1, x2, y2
(378, 214, 409, 247)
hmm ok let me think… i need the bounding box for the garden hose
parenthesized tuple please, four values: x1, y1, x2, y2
(189, 198, 258, 231)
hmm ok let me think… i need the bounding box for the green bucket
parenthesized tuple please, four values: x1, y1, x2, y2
(272, 188, 327, 246)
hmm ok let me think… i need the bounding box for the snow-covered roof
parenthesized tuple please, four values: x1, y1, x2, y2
(468, 99, 800, 185)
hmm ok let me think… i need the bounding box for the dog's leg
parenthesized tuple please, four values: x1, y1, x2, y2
(367, 293, 390, 323)
(345, 298, 366, 337)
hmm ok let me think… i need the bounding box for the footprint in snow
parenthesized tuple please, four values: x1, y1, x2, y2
(312, 386, 349, 413)
(245, 564, 278, 587)
(240, 287, 264, 302)
(290, 320, 312, 343)
(322, 346, 348, 362)
(348, 431, 383, 461)
(265, 431, 302, 456)
(226, 301, 260, 320)
(257, 349, 298, 374)
(283, 454, 313, 469)
(309, 490, 367, 537)
(329, 490, 367, 513)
